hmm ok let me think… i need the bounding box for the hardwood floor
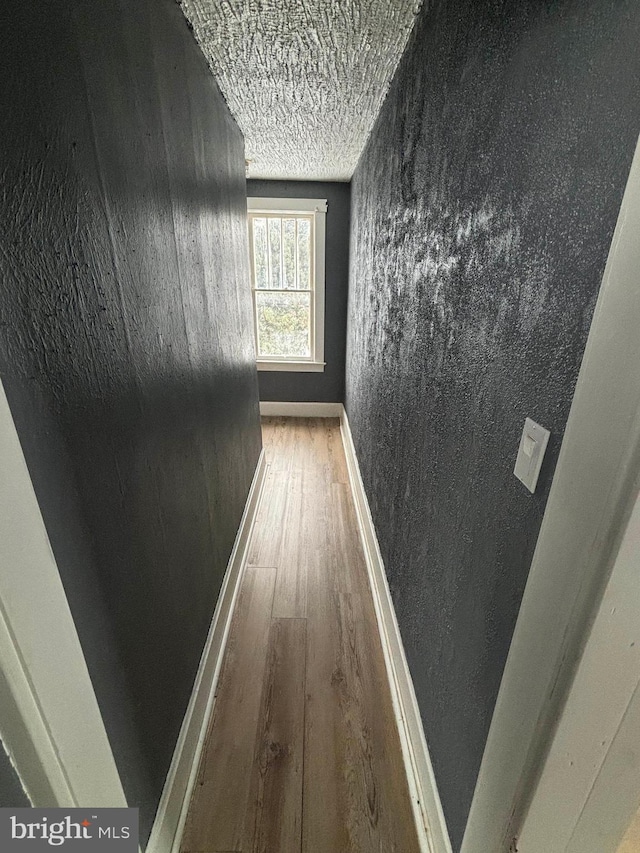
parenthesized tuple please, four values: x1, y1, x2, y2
(180, 417, 420, 853)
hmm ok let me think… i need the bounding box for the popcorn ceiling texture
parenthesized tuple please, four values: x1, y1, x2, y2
(179, 0, 422, 180)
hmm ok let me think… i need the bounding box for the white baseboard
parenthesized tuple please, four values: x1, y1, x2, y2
(259, 401, 343, 417)
(340, 406, 452, 853)
(146, 449, 268, 853)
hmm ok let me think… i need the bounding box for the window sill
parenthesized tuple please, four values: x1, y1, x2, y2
(257, 360, 325, 373)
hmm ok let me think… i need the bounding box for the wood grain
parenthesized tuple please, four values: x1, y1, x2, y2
(180, 566, 276, 852)
(271, 470, 308, 618)
(244, 617, 306, 853)
(180, 417, 420, 853)
(246, 466, 286, 567)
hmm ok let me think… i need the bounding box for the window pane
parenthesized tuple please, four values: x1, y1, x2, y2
(252, 218, 268, 289)
(283, 218, 296, 289)
(255, 291, 310, 358)
(297, 218, 311, 290)
(268, 217, 281, 289)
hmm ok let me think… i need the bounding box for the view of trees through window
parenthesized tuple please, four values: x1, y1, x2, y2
(250, 214, 312, 358)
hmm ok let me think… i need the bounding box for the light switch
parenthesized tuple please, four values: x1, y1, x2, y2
(514, 417, 550, 493)
(522, 433, 536, 457)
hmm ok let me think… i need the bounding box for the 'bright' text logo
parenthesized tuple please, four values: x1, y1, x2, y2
(11, 816, 94, 847)
(1, 807, 137, 851)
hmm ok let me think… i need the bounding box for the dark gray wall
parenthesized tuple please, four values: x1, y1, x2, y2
(0, 0, 261, 840)
(247, 180, 350, 403)
(345, 0, 640, 848)
(0, 743, 29, 808)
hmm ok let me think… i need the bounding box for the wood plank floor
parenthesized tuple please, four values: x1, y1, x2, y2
(180, 417, 420, 853)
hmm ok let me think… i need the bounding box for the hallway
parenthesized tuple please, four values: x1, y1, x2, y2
(180, 417, 420, 852)
(2, 0, 640, 848)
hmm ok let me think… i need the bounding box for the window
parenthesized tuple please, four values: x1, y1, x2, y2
(247, 197, 327, 372)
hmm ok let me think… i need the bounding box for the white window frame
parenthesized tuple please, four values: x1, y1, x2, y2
(247, 197, 327, 372)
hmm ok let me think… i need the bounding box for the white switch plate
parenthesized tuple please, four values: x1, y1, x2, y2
(514, 417, 550, 493)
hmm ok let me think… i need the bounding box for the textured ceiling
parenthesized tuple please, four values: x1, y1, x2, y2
(179, 0, 422, 181)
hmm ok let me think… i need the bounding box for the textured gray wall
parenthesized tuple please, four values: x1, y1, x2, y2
(0, 0, 261, 840)
(248, 180, 350, 403)
(345, 0, 640, 849)
(0, 742, 29, 808)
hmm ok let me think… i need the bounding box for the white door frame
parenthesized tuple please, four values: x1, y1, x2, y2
(0, 380, 127, 809)
(462, 133, 640, 853)
(517, 486, 640, 852)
